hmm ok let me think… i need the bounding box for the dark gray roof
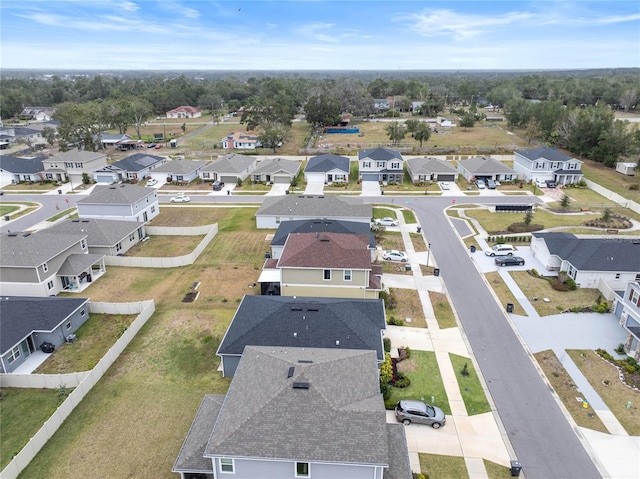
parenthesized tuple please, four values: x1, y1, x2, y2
(1, 230, 86, 267)
(271, 219, 375, 248)
(386, 423, 412, 479)
(57, 253, 104, 275)
(203, 153, 256, 173)
(305, 154, 350, 173)
(533, 232, 640, 271)
(76, 184, 155, 205)
(47, 218, 144, 247)
(205, 346, 389, 465)
(406, 157, 457, 175)
(173, 394, 225, 473)
(251, 157, 300, 176)
(0, 296, 88, 354)
(459, 156, 515, 175)
(257, 195, 372, 218)
(358, 148, 403, 161)
(0, 155, 44, 174)
(516, 147, 575, 163)
(109, 153, 165, 172)
(217, 296, 386, 361)
(554, 168, 584, 175)
(151, 159, 209, 174)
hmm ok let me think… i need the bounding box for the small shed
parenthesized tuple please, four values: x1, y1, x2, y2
(616, 162, 637, 176)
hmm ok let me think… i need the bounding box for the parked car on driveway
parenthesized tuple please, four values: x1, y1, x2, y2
(395, 400, 446, 428)
(439, 182, 450, 190)
(476, 179, 486, 189)
(535, 179, 547, 188)
(375, 217, 399, 227)
(382, 250, 408, 262)
(495, 256, 525, 267)
(545, 180, 557, 188)
(212, 180, 225, 191)
(146, 178, 157, 186)
(170, 194, 190, 203)
(484, 244, 516, 256)
(146, 143, 157, 148)
(486, 179, 497, 189)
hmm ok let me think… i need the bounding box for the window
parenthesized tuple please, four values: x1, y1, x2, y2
(116, 242, 122, 252)
(47, 280, 54, 290)
(43, 262, 48, 272)
(391, 162, 400, 169)
(66, 321, 72, 330)
(130, 233, 135, 241)
(220, 458, 234, 473)
(362, 161, 371, 168)
(344, 269, 352, 281)
(567, 264, 577, 280)
(376, 161, 385, 168)
(65, 162, 73, 168)
(7, 346, 21, 364)
(615, 273, 621, 280)
(275, 216, 281, 225)
(295, 462, 310, 478)
(323, 269, 331, 280)
(151, 205, 156, 213)
(75, 162, 82, 168)
(203, 172, 210, 178)
(630, 289, 639, 304)
(81, 308, 85, 316)
(635, 274, 640, 281)
(81, 239, 86, 250)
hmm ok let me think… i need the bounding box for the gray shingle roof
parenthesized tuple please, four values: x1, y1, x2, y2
(516, 147, 575, 163)
(151, 159, 209, 174)
(257, 195, 372, 219)
(278, 232, 372, 269)
(304, 154, 350, 173)
(459, 156, 515, 175)
(251, 157, 300, 175)
(47, 218, 144, 247)
(0, 155, 45, 174)
(1, 230, 86, 267)
(0, 296, 88, 354)
(108, 153, 165, 172)
(205, 346, 389, 465)
(202, 153, 256, 173)
(76, 184, 155, 205)
(406, 157, 457, 176)
(217, 296, 386, 361)
(386, 423, 412, 479)
(534, 232, 640, 271)
(271, 219, 375, 248)
(358, 148, 403, 161)
(57, 253, 105, 275)
(51, 149, 106, 164)
(173, 394, 225, 473)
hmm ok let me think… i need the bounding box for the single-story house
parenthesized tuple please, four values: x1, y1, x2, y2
(147, 159, 209, 184)
(0, 296, 89, 373)
(513, 147, 584, 185)
(616, 162, 637, 176)
(358, 148, 404, 183)
(19, 107, 55, 122)
(531, 232, 640, 297)
(173, 346, 411, 479)
(457, 156, 516, 182)
(255, 195, 372, 229)
(97, 133, 143, 151)
(199, 153, 258, 183)
(0, 155, 45, 184)
(269, 219, 375, 259)
(304, 154, 350, 185)
(166, 106, 201, 119)
(0, 230, 106, 297)
(613, 281, 640, 361)
(0, 126, 44, 147)
(406, 157, 458, 183)
(76, 184, 159, 223)
(221, 131, 261, 149)
(92, 152, 166, 183)
(47, 218, 146, 256)
(216, 295, 386, 377)
(251, 157, 300, 184)
(43, 149, 107, 185)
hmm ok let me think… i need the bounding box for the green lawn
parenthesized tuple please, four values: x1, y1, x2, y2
(386, 350, 450, 415)
(464, 207, 604, 233)
(419, 453, 468, 479)
(0, 205, 19, 216)
(449, 353, 491, 415)
(429, 290, 458, 328)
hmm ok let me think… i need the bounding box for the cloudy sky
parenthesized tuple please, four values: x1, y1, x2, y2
(1, 0, 639, 70)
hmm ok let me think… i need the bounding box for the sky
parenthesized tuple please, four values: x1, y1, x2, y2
(1, 0, 639, 71)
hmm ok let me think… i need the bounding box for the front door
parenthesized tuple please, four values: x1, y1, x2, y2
(143, 211, 148, 222)
(62, 276, 70, 290)
(327, 174, 333, 183)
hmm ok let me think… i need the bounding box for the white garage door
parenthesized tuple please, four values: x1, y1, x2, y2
(96, 175, 114, 184)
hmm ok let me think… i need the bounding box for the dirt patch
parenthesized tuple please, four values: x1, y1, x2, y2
(181, 292, 199, 303)
(397, 358, 418, 373)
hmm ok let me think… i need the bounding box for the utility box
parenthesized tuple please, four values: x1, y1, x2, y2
(507, 303, 514, 313)
(170, 139, 178, 148)
(510, 460, 522, 477)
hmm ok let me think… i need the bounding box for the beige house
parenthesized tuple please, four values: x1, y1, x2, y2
(260, 232, 381, 299)
(42, 149, 108, 185)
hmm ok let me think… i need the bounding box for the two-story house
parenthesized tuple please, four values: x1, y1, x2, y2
(613, 282, 640, 360)
(42, 148, 107, 185)
(513, 147, 584, 185)
(173, 346, 411, 479)
(260, 232, 381, 299)
(358, 148, 404, 183)
(216, 295, 386, 376)
(76, 184, 159, 223)
(0, 230, 106, 297)
(47, 218, 146, 256)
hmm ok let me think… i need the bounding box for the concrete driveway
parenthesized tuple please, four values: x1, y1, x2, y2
(361, 180, 381, 196)
(265, 183, 290, 196)
(303, 180, 324, 195)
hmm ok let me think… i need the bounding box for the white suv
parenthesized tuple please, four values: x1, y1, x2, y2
(484, 244, 516, 257)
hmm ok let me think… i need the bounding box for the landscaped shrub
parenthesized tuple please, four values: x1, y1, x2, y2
(615, 344, 626, 355)
(565, 278, 577, 290)
(404, 346, 411, 359)
(387, 316, 405, 326)
(380, 380, 392, 400)
(629, 183, 639, 191)
(550, 278, 571, 291)
(383, 337, 391, 353)
(393, 372, 412, 388)
(380, 353, 393, 384)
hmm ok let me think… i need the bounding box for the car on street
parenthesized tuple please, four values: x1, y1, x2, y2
(475, 179, 486, 189)
(439, 182, 450, 190)
(170, 194, 190, 203)
(495, 256, 525, 267)
(212, 180, 225, 191)
(382, 250, 408, 262)
(374, 217, 399, 227)
(395, 400, 446, 428)
(546, 180, 557, 188)
(146, 178, 157, 186)
(484, 244, 516, 256)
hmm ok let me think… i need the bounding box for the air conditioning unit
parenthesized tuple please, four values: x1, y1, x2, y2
(65, 334, 77, 343)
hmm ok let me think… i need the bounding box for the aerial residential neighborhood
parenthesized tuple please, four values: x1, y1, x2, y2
(1, 2, 640, 479)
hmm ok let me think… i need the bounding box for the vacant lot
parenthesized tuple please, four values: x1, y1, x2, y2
(126, 235, 205, 257)
(581, 159, 640, 204)
(388, 288, 426, 328)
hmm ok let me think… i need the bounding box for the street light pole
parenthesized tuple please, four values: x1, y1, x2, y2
(427, 243, 431, 272)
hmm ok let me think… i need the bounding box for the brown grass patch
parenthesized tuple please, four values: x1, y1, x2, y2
(126, 235, 205, 257)
(485, 272, 527, 316)
(429, 291, 457, 329)
(388, 288, 426, 328)
(397, 358, 419, 373)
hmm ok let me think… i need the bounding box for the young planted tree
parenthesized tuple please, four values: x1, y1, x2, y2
(560, 194, 571, 209)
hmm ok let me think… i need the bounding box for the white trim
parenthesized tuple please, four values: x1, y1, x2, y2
(219, 457, 235, 473)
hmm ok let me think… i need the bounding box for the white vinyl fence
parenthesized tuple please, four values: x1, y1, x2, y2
(0, 300, 155, 479)
(584, 179, 640, 215)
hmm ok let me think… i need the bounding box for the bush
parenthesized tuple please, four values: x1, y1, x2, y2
(615, 343, 626, 355)
(597, 348, 614, 361)
(565, 278, 577, 290)
(387, 316, 405, 326)
(550, 278, 571, 291)
(383, 337, 391, 353)
(393, 373, 412, 388)
(629, 183, 639, 191)
(404, 346, 411, 359)
(380, 380, 392, 400)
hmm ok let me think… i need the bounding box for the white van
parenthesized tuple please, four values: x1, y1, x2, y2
(484, 244, 516, 256)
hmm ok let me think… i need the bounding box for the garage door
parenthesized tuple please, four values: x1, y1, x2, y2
(273, 176, 291, 184)
(306, 173, 325, 184)
(437, 174, 455, 182)
(361, 173, 379, 182)
(96, 175, 114, 184)
(220, 175, 237, 184)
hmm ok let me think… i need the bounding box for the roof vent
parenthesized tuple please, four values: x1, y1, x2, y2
(298, 360, 313, 364)
(291, 307, 303, 311)
(287, 366, 295, 378)
(320, 238, 330, 242)
(72, 219, 80, 223)
(22, 233, 30, 237)
(81, 220, 89, 222)
(306, 308, 319, 312)
(7, 232, 18, 237)
(336, 340, 340, 346)
(292, 382, 309, 389)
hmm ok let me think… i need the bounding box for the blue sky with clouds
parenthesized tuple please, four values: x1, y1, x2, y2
(1, 1, 639, 70)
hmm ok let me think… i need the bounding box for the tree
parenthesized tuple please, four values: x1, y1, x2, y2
(128, 97, 154, 139)
(459, 114, 475, 130)
(619, 88, 637, 112)
(42, 126, 57, 147)
(523, 210, 533, 225)
(304, 94, 342, 128)
(404, 119, 420, 133)
(257, 122, 291, 153)
(524, 118, 542, 144)
(385, 122, 406, 144)
(54, 101, 105, 151)
(412, 122, 432, 147)
(560, 194, 571, 209)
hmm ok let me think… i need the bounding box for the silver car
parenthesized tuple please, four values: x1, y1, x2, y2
(395, 400, 446, 428)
